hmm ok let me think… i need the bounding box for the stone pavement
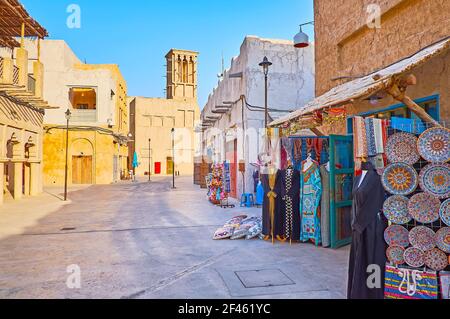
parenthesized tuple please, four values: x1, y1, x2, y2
(0, 176, 349, 299)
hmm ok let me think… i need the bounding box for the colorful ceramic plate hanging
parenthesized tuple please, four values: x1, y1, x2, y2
(408, 192, 441, 224)
(383, 195, 412, 225)
(382, 163, 418, 195)
(386, 245, 405, 265)
(386, 132, 420, 165)
(404, 247, 425, 268)
(435, 227, 450, 254)
(440, 199, 450, 226)
(384, 225, 409, 248)
(409, 226, 436, 251)
(419, 163, 450, 199)
(424, 248, 448, 271)
(418, 127, 450, 163)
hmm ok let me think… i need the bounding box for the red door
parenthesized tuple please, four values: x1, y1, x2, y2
(154, 162, 161, 174)
(226, 139, 237, 198)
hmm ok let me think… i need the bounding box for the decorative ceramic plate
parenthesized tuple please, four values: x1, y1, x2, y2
(382, 163, 418, 195)
(384, 225, 409, 248)
(383, 195, 412, 225)
(418, 127, 450, 163)
(408, 193, 441, 224)
(419, 163, 450, 199)
(386, 132, 420, 165)
(387, 245, 405, 265)
(436, 227, 450, 253)
(424, 248, 448, 271)
(404, 247, 425, 268)
(409, 226, 436, 251)
(440, 199, 450, 226)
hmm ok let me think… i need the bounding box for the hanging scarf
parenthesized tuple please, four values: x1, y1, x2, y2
(353, 116, 368, 158)
(267, 173, 278, 241)
(365, 118, 377, 157)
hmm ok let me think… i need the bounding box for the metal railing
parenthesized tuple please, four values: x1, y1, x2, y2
(27, 74, 36, 94)
(13, 65, 19, 85)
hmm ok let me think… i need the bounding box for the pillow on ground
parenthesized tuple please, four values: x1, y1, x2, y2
(224, 215, 247, 228)
(246, 222, 262, 240)
(213, 227, 234, 240)
(230, 225, 252, 240)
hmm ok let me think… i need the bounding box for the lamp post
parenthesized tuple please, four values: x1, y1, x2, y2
(148, 138, 151, 182)
(259, 56, 272, 153)
(171, 128, 175, 189)
(64, 109, 71, 201)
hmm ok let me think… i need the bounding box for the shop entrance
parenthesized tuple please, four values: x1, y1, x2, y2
(72, 156, 93, 184)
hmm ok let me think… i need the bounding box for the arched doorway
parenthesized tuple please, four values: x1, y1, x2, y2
(71, 138, 94, 185)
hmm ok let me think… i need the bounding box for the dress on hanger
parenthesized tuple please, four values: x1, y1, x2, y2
(261, 170, 283, 238)
(279, 167, 301, 240)
(299, 161, 322, 245)
(347, 162, 387, 299)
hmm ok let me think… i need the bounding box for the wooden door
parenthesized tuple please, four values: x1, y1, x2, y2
(329, 135, 354, 248)
(72, 156, 93, 184)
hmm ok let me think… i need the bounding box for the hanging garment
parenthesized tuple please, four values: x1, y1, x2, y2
(320, 140, 330, 165)
(252, 170, 260, 193)
(373, 119, 384, 154)
(319, 164, 331, 248)
(256, 181, 264, 206)
(261, 171, 283, 238)
(353, 116, 368, 158)
(347, 163, 387, 299)
(280, 145, 288, 170)
(279, 168, 301, 240)
(300, 162, 322, 245)
(365, 118, 377, 157)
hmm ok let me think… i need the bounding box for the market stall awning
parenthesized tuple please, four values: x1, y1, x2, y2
(270, 36, 450, 127)
(0, 0, 48, 48)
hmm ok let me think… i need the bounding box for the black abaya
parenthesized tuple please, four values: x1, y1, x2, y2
(347, 166, 387, 299)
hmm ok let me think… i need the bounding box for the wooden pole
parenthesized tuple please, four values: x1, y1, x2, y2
(386, 76, 441, 128)
(21, 22, 25, 48)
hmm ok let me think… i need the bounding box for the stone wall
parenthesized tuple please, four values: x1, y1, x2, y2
(314, 0, 450, 96)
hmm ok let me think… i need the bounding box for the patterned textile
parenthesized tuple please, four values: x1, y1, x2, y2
(246, 220, 263, 240)
(320, 140, 329, 165)
(213, 227, 234, 240)
(230, 225, 251, 240)
(223, 162, 231, 193)
(373, 118, 384, 154)
(293, 139, 302, 162)
(353, 116, 368, 158)
(385, 265, 438, 299)
(365, 118, 377, 157)
(300, 162, 322, 245)
(440, 272, 450, 299)
(283, 168, 294, 238)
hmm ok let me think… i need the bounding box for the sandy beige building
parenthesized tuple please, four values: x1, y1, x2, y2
(26, 40, 130, 186)
(129, 49, 200, 177)
(0, 1, 52, 204)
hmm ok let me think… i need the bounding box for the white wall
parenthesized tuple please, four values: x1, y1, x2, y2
(24, 40, 116, 126)
(201, 35, 315, 197)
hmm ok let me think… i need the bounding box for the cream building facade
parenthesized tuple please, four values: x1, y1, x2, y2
(129, 49, 200, 177)
(24, 40, 130, 186)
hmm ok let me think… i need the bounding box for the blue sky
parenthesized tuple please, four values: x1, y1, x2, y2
(22, 0, 314, 107)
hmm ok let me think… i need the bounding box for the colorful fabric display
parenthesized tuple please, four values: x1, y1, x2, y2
(385, 265, 439, 299)
(365, 118, 377, 157)
(440, 272, 450, 299)
(353, 116, 368, 158)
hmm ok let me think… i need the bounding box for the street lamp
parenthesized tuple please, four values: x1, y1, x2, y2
(64, 109, 71, 201)
(259, 56, 272, 153)
(171, 128, 176, 189)
(294, 21, 314, 48)
(148, 138, 151, 182)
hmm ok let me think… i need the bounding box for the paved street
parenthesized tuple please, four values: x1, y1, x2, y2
(0, 177, 349, 299)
